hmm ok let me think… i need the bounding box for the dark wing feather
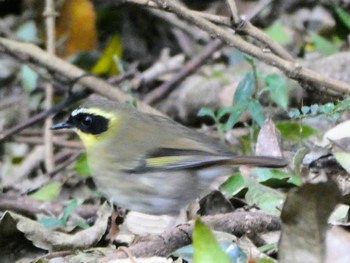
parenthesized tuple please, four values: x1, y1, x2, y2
(123, 147, 287, 173)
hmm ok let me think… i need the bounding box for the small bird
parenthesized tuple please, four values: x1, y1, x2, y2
(51, 98, 287, 215)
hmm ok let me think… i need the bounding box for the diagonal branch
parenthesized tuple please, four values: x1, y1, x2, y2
(125, 0, 293, 61)
(0, 37, 160, 115)
(143, 39, 224, 104)
(151, 0, 350, 96)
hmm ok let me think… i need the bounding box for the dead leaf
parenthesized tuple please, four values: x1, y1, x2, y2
(256, 119, 283, 157)
(333, 151, 350, 173)
(325, 226, 350, 263)
(56, 0, 97, 58)
(91, 34, 122, 76)
(321, 120, 350, 147)
(279, 180, 341, 263)
(0, 202, 110, 251)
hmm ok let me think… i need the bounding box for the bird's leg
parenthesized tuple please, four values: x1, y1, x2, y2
(106, 201, 125, 243)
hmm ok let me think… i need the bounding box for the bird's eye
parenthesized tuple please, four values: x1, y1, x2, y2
(74, 113, 109, 135)
(81, 115, 92, 127)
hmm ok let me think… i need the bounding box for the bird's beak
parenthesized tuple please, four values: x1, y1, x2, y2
(51, 121, 73, 130)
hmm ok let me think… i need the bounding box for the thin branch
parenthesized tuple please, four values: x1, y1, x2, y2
(0, 194, 98, 219)
(244, 0, 273, 21)
(0, 37, 160, 114)
(0, 90, 89, 142)
(143, 39, 223, 104)
(151, 0, 350, 96)
(101, 211, 281, 260)
(43, 0, 58, 172)
(236, 20, 294, 62)
(147, 8, 209, 43)
(225, 0, 240, 25)
(14, 135, 82, 149)
(48, 150, 83, 178)
(126, 0, 231, 26)
(225, 0, 293, 61)
(125, 0, 293, 61)
(135, 53, 185, 89)
(107, 66, 138, 84)
(0, 56, 149, 143)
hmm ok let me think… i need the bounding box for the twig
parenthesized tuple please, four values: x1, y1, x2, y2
(225, 0, 240, 25)
(0, 37, 161, 114)
(107, 66, 138, 84)
(151, 0, 350, 96)
(48, 150, 83, 178)
(135, 52, 185, 89)
(125, 0, 293, 61)
(101, 211, 281, 260)
(43, 0, 58, 172)
(126, 0, 231, 26)
(224, 0, 293, 61)
(244, 0, 273, 21)
(0, 58, 150, 143)
(143, 39, 224, 104)
(0, 194, 98, 219)
(14, 135, 82, 149)
(147, 8, 209, 43)
(0, 90, 89, 142)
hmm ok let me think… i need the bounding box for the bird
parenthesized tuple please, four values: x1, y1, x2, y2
(51, 97, 287, 215)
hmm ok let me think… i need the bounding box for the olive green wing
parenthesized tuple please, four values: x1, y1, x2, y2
(124, 147, 286, 173)
(123, 147, 236, 173)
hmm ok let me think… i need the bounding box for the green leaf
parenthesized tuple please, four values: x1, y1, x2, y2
(259, 243, 278, 253)
(248, 100, 265, 127)
(220, 173, 245, 196)
(333, 152, 350, 173)
(319, 103, 335, 114)
(264, 74, 289, 109)
(288, 108, 301, 119)
(334, 6, 350, 30)
(311, 34, 338, 56)
(310, 104, 319, 115)
(244, 177, 285, 216)
(224, 103, 248, 131)
(264, 22, 292, 45)
(217, 71, 257, 131)
(16, 20, 39, 43)
(276, 121, 318, 142)
(74, 220, 90, 229)
(217, 105, 237, 120)
(252, 168, 301, 186)
(75, 153, 91, 177)
(62, 199, 79, 221)
(233, 72, 255, 104)
(20, 65, 38, 93)
(334, 98, 350, 111)
(173, 242, 247, 262)
(39, 199, 88, 229)
(198, 107, 217, 121)
(257, 258, 277, 263)
(227, 49, 246, 66)
(193, 219, 230, 263)
(39, 217, 65, 228)
(29, 182, 61, 201)
(301, 106, 310, 115)
(91, 34, 122, 76)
